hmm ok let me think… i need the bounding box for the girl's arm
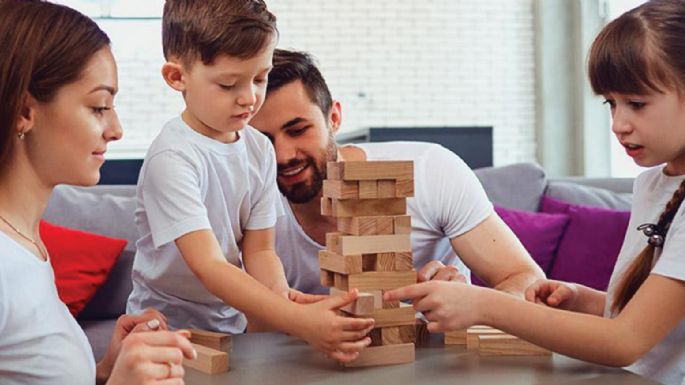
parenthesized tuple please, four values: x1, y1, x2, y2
(387, 274, 685, 366)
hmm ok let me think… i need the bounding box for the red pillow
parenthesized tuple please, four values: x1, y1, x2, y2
(40, 220, 127, 316)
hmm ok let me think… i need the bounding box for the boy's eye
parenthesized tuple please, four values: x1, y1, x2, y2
(603, 99, 616, 108)
(628, 101, 646, 110)
(219, 84, 235, 90)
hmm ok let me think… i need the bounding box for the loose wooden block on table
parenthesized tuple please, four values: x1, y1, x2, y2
(330, 287, 381, 315)
(343, 343, 415, 367)
(466, 327, 506, 350)
(478, 335, 552, 356)
(332, 271, 417, 292)
(327, 161, 413, 181)
(322, 197, 407, 217)
(183, 343, 229, 374)
(444, 329, 467, 345)
(188, 329, 232, 353)
(318, 250, 362, 274)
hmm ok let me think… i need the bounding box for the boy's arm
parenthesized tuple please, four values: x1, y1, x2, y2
(175, 229, 298, 332)
(241, 227, 291, 331)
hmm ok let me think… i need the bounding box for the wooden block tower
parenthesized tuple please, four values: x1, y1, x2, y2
(320, 160, 417, 367)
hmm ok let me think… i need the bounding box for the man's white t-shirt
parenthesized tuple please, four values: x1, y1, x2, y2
(127, 117, 282, 333)
(604, 166, 685, 385)
(0, 233, 95, 385)
(275, 141, 494, 294)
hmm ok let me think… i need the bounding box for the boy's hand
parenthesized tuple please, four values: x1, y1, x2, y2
(525, 279, 579, 310)
(296, 289, 375, 362)
(385, 281, 483, 333)
(288, 288, 328, 304)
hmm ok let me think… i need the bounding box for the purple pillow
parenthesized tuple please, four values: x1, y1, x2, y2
(471, 206, 570, 287)
(541, 196, 630, 291)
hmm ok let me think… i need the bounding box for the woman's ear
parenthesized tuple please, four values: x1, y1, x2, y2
(161, 60, 187, 92)
(16, 94, 36, 136)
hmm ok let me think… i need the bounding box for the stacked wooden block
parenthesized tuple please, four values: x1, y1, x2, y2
(445, 326, 551, 356)
(320, 160, 418, 367)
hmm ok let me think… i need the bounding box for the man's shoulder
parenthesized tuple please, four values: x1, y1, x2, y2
(357, 141, 450, 160)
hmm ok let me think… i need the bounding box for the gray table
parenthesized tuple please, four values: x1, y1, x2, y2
(186, 332, 659, 385)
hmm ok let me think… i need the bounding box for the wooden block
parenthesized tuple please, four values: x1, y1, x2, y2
(381, 327, 402, 345)
(361, 254, 377, 271)
(328, 198, 407, 217)
(415, 318, 431, 346)
(337, 216, 376, 235)
(368, 328, 383, 346)
(377, 179, 396, 198)
(183, 343, 229, 374)
(321, 197, 332, 216)
(336, 234, 412, 255)
(376, 216, 394, 235)
(343, 343, 415, 367)
(327, 162, 343, 180)
(358, 180, 378, 199)
(333, 272, 348, 289)
(325, 232, 342, 253)
(188, 329, 232, 353)
(395, 178, 415, 197)
(342, 271, 417, 292)
(330, 287, 381, 315)
(375, 252, 396, 271)
(444, 329, 467, 345)
(467, 327, 506, 350)
(320, 269, 334, 287)
(322, 180, 359, 199)
(348, 303, 416, 327)
(394, 251, 414, 271)
(478, 335, 552, 356)
(393, 215, 411, 234)
(334, 161, 414, 181)
(318, 250, 362, 274)
(399, 324, 417, 344)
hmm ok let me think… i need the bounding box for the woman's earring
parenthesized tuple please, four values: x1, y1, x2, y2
(17, 131, 25, 140)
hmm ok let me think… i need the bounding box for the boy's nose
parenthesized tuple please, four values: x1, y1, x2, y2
(611, 111, 632, 135)
(238, 85, 258, 107)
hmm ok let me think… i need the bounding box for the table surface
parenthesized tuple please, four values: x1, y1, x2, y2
(185, 332, 659, 385)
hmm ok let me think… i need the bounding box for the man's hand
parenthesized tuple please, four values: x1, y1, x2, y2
(418, 260, 468, 283)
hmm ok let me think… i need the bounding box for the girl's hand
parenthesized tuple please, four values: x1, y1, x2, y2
(97, 308, 169, 382)
(106, 330, 196, 385)
(288, 288, 328, 304)
(525, 279, 579, 310)
(295, 289, 375, 362)
(385, 281, 483, 332)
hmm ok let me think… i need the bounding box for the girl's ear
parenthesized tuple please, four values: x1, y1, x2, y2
(329, 100, 342, 135)
(16, 94, 37, 136)
(161, 60, 187, 92)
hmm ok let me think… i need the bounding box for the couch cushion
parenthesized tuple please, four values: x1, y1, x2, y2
(474, 163, 547, 212)
(44, 185, 138, 252)
(79, 319, 117, 362)
(78, 250, 134, 320)
(542, 196, 630, 291)
(42, 220, 126, 316)
(545, 181, 632, 211)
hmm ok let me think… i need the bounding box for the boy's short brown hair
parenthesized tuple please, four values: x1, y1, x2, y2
(162, 0, 277, 65)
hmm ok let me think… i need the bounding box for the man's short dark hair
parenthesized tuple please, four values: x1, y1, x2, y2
(268, 49, 333, 116)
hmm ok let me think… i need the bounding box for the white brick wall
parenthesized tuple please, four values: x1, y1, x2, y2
(100, 0, 536, 165)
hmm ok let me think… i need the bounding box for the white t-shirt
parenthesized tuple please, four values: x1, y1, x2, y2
(276, 141, 494, 294)
(604, 166, 685, 385)
(0, 232, 95, 385)
(127, 117, 282, 333)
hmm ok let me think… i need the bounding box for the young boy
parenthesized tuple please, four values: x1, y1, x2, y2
(127, 0, 373, 362)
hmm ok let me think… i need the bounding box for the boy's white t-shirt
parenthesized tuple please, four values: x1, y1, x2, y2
(275, 141, 494, 294)
(604, 166, 685, 385)
(127, 117, 282, 333)
(0, 233, 95, 385)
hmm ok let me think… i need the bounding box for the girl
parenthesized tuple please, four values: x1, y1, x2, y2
(0, 1, 195, 384)
(386, 1, 685, 384)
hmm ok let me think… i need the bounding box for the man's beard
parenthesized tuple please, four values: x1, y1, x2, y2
(277, 139, 337, 204)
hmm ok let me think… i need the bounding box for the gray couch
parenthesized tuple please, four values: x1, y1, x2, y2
(42, 162, 633, 361)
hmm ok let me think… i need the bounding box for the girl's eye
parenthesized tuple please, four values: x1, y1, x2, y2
(628, 101, 646, 110)
(219, 84, 235, 90)
(603, 99, 616, 108)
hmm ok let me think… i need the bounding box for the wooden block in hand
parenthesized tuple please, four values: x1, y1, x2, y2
(330, 287, 381, 315)
(336, 234, 412, 255)
(188, 329, 232, 353)
(343, 343, 415, 367)
(444, 329, 467, 345)
(183, 343, 229, 374)
(478, 335, 552, 356)
(328, 161, 413, 181)
(318, 250, 362, 274)
(335, 271, 417, 292)
(327, 197, 407, 217)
